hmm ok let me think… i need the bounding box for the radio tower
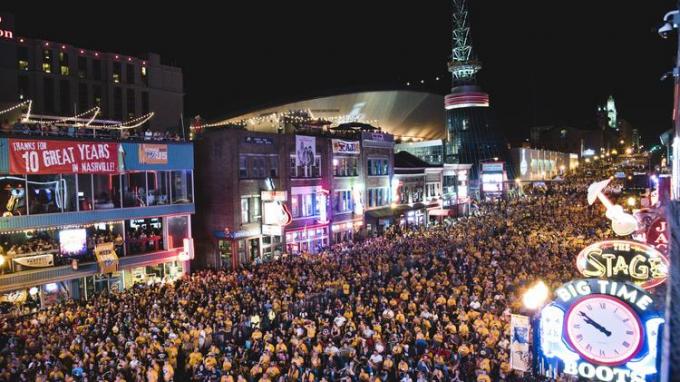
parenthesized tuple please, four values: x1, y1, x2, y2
(448, 0, 481, 84)
(444, 0, 510, 187)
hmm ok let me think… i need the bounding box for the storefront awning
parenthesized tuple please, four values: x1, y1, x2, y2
(366, 203, 428, 219)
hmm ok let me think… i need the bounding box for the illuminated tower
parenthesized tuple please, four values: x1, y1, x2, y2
(606, 95, 618, 130)
(444, 0, 509, 182)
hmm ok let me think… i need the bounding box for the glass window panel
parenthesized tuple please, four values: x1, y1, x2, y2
(147, 171, 170, 206)
(126, 218, 163, 255)
(27, 174, 63, 214)
(61, 174, 77, 212)
(167, 215, 189, 249)
(93, 174, 119, 209)
(122, 172, 146, 207)
(77, 174, 93, 211)
(171, 170, 193, 204)
(0, 175, 27, 216)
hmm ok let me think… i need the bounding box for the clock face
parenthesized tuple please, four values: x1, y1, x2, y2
(564, 294, 644, 366)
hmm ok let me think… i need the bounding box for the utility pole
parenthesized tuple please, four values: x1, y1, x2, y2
(659, 4, 680, 382)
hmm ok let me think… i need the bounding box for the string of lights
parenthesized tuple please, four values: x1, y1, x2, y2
(0, 220, 125, 236)
(0, 100, 32, 117)
(191, 109, 381, 130)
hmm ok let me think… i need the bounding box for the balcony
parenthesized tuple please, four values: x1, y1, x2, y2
(0, 203, 194, 233)
(0, 248, 183, 293)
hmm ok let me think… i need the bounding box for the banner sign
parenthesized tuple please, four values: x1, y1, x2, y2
(332, 139, 360, 154)
(261, 191, 288, 202)
(481, 162, 504, 173)
(536, 279, 664, 382)
(9, 139, 119, 174)
(576, 240, 669, 290)
(95, 242, 118, 274)
(12, 254, 54, 268)
(244, 136, 273, 145)
(510, 314, 531, 371)
(295, 135, 316, 168)
(138, 144, 168, 164)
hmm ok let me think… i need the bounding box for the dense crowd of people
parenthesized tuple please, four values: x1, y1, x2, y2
(0, 177, 612, 381)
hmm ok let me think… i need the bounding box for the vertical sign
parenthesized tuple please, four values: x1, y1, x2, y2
(510, 314, 531, 372)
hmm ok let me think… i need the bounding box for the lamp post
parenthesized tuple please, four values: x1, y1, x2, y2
(521, 280, 550, 378)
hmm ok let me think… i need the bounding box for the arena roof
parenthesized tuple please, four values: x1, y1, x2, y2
(214, 90, 447, 141)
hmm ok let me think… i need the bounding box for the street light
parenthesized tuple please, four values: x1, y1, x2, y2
(627, 196, 637, 207)
(522, 280, 549, 310)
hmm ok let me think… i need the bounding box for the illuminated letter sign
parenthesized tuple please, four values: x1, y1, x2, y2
(0, 16, 14, 40)
(576, 240, 669, 290)
(646, 218, 668, 255)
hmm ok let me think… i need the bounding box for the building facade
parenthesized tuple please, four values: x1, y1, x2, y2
(510, 147, 579, 182)
(0, 13, 183, 133)
(194, 127, 401, 269)
(0, 131, 195, 307)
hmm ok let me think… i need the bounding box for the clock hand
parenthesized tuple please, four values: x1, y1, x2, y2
(578, 311, 612, 337)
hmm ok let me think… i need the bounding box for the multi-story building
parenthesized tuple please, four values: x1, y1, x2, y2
(194, 125, 398, 269)
(0, 119, 195, 306)
(0, 13, 183, 133)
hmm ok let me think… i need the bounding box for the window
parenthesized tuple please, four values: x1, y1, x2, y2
(61, 174, 77, 212)
(250, 196, 261, 223)
(289, 154, 321, 178)
(17, 46, 29, 71)
(42, 49, 52, 73)
(126, 89, 135, 119)
(171, 170, 193, 204)
(367, 158, 388, 175)
(241, 197, 249, 224)
(78, 83, 88, 112)
(290, 193, 319, 218)
(239, 156, 248, 178)
(367, 188, 387, 207)
(77, 56, 87, 79)
(334, 190, 352, 213)
(269, 156, 278, 177)
(59, 52, 69, 76)
(43, 78, 55, 114)
(443, 175, 458, 195)
(0, 176, 27, 216)
(126, 63, 135, 84)
(113, 62, 121, 83)
(141, 91, 149, 114)
(93, 85, 103, 110)
(141, 66, 148, 85)
(92, 59, 102, 81)
(167, 215, 189, 249)
(27, 175, 63, 214)
(126, 218, 163, 255)
(333, 156, 358, 177)
(59, 79, 71, 115)
(113, 87, 122, 120)
(77, 174, 93, 211)
(18, 75, 29, 101)
(93, 174, 119, 209)
(147, 171, 170, 205)
(122, 172, 147, 207)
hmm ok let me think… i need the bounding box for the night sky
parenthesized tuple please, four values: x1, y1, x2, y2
(4, 1, 677, 144)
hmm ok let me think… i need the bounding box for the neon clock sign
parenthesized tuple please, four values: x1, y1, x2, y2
(536, 279, 664, 382)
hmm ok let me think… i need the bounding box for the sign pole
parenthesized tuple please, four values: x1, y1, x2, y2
(663, 202, 680, 382)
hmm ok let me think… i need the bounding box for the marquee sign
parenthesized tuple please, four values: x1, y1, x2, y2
(536, 279, 664, 382)
(9, 139, 119, 174)
(575, 240, 669, 290)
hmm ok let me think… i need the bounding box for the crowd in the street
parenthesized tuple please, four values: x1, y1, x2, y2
(0, 177, 612, 381)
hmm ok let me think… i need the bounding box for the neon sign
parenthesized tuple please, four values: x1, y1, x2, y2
(536, 279, 664, 382)
(0, 17, 14, 40)
(575, 240, 669, 290)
